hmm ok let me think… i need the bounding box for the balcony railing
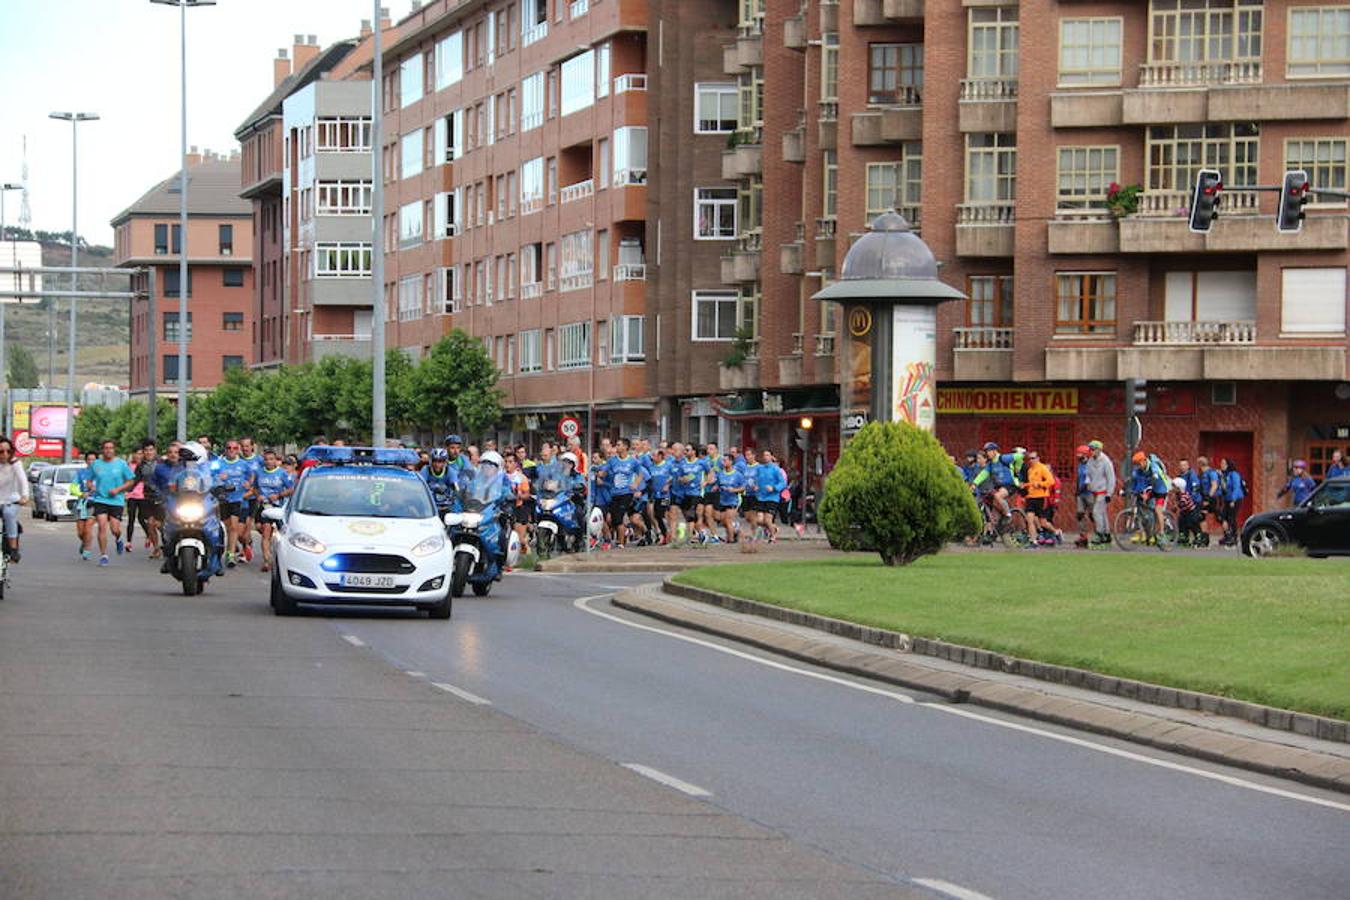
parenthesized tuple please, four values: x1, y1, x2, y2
(522, 21, 548, 46)
(559, 179, 595, 204)
(957, 202, 1015, 225)
(1138, 59, 1262, 88)
(817, 100, 838, 122)
(960, 78, 1017, 101)
(816, 217, 837, 238)
(869, 84, 922, 107)
(953, 326, 1014, 350)
(521, 282, 543, 299)
(1135, 189, 1259, 218)
(814, 333, 836, 355)
(615, 167, 647, 186)
(613, 73, 647, 94)
(613, 263, 647, 281)
(559, 270, 594, 293)
(521, 111, 543, 131)
(311, 333, 370, 342)
(569, 0, 588, 18)
(1133, 320, 1256, 345)
(791, 332, 804, 354)
(521, 196, 543, 215)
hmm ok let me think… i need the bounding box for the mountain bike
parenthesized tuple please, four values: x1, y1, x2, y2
(1112, 493, 1176, 552)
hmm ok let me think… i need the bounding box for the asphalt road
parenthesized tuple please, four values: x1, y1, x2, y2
(3, 523, 1347, 899)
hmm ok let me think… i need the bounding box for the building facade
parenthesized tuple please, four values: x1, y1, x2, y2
(113, 154, 254, 394)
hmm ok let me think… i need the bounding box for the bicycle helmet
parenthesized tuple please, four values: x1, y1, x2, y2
(1075, 444, 1090, 456)
(1132, 451, 1148, 464)
(982, 442, 999, 451)
(1292, 459, 1308, 469)
(430, 448, 449, 462)
(963, 449, 979, 459)
(443, 433, 463, 446)
(1088, 440, 1104, 450)
(1171, 477, 1186, 491)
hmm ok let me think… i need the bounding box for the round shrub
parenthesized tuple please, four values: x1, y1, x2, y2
(819, 421, 981, 566)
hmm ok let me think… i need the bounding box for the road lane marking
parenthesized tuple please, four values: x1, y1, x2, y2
(431, 682, 492, 706)
(576, 595, 1350, 814)
(340, 635, 366, 647)
(912, 877, 996, 900)
(405, 670, 427, 678)
(623, 763, 712, 798)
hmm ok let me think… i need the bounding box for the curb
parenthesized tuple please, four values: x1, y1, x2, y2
(662, 579, 1349, 745)
(536, 560, 698, 573)
(611, 583, 1350, 795)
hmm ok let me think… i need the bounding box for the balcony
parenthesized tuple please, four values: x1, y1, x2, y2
(814, 334, 836, 356)
(559, 270, 594, 293)
(820, 0, 838, 33)
(817, 101, 838, 151)
(959, 78, 1017, 132)
(719, 351, 760, 391)
(310, 334, 372, 361)
(784, 13, 805, 50)
(952, 327, 1014, 381)
(1120, 191, 1349, 253)
(1118, 321, 1344, 381)
(815, 218, 837, 268)
(521, 282, 543, 299)
(568, 0, 588, 19)
(782, 122, 805, 162)
(780, 240, 804, 275)
(955, 203, 1015, 257)
(1047, 213, 1119, 255)
(559, 179, 594, 204)
(613, 73, 647, 94)
(854, 0, 885, 26)
(883, 0, 923, 20)
(720, 249, 761, 284)
(1137, 60, 1262, 88)
(1133, 320, 1255, 346)
(613, 263, 647, 282)
(721, 143, 763, 179)
(851, 90, 922, 145)
(723, 25, 764, 75)
(1121, 59, 1350, 125)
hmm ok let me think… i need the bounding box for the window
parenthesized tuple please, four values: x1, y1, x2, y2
(223, 355, 245, 371)
(218, 224, 234, 255)
(164, 267, 192, 298)
(1289, 6, 1350, 75)
(163, 354, 192, 382)
(315, 242, 372, 277)
(1150, 0, 1262, 65)
(401, 130, 423, 179)
(739, 67, 765, 131)
(558, 321, 591, 369)
(546, 241, 557, 289)
(695, 82, 738, 132)
(222, 311, 244, 332)
(317, 117, 372, 151)
(520, 242, 542, 292)
(610, 316, 644, 362)
(695, 187, 738, 239)
(693, 290, 740, 340)
(864, 146, 922, 222)
(163, 312, 192, 341)
(823, 151, 838, 218)
(316, 180, 373, 215)
(1164, 271, 1256, 322)
(969, 6, 1019, 79)
(222, 267, 245, 288)
(154, 223, 169, 254)
(598, 137, 610, 188)
(1055, 272, 1117, 335)
(522, 0, 548, 45)
(739, 176, 763, 234)
(966, 133, 1017, 203)
(560, 229, 593, 291)
(546, 156, 558, 203)
(967, 275, 1014, 326)
(1147, 123, 1258, 193)
(1281, 267, 1347, 334)
(518, 329, 542, 372)
(400, 52, 423, 107)
(397, 275, 422, 322)
(436, 31, 464, 89)
(560, 49, 595, 116)
(399, 201, 424, 247)
(1056, 146, 1119, 210)
(868, 43, 923, 104)
(170, 224, 182, 254)
(613, 126, 647, 184)
(596, 41, 610, 98)
(521, 71, 545, 130)
(520, 157, 544, 212)
(1286, 138, 1348, 197)
(597, 230, 609, 280)
(821, 33, 838, 101)
(1059, 18, 1122, 85)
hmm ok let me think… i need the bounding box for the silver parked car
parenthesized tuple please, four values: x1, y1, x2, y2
(35, 464, 84, 521)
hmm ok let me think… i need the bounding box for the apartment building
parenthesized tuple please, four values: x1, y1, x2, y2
(112, 154, 253, 394)
(735, 0, 1349, 507)
(381, 0, 739, 442)
(235, 24, 387, 368)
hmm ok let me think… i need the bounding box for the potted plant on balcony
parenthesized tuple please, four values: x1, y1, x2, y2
(1105, 182, 1142, 219)
(720, 326, 757, 370)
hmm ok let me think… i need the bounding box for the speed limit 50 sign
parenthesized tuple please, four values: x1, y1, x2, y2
(557, 416, 581, 441)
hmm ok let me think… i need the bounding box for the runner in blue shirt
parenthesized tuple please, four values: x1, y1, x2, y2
(749, 449, 787, 542)
(236, 437, 265, 564)
(1219, 458, 1246, 547)
(252, 449, 295, 573)
(1325, 450, 1346, 480)
(87, 440, 136, 566)
(712, 453, 747, 543)
(214, 439, 256, 567)
(73, 450, 98, 559)
(599, 438, 646, 548)
(698, 442, 721, 537)
(646, 447, 675, 544)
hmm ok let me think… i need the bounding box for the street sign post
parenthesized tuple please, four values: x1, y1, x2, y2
(557, 416, 581, 442)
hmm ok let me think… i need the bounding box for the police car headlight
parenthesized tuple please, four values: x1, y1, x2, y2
(175, 501, 205, 524)
(288, 532, 326, 554)
(411, 534, 446, 557)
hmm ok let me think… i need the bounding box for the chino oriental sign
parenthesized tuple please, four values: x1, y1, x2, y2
(938, 388, 1079, 415)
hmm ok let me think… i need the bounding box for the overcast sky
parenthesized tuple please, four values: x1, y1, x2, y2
(0, 0, 411, 246)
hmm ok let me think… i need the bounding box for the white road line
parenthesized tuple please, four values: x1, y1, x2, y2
(340, 634, 366, 647)
(404, 670, 427, 678)
(575, 595, 1350, 814)
(623, 763, 712, 798)
(431, 682, 492, 706)
(912, 877, 996, 900)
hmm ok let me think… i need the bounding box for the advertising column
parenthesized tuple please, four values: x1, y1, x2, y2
(889, 304, 937, 432)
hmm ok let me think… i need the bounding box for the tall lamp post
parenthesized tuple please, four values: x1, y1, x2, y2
(49, 112, 99, 463)
(370, 0, 387, 446)
(151, 0, 215, 442)
(0, 182, 21, 435)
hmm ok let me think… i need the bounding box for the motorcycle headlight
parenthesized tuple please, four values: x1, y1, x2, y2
(542, 499, 557, 511)
(288, 532, 326, 554)
(460, 512, 482, 529)
(411, 534, 446, 557)
(443, 512, 463, 527)
(175, 501, 205, 523)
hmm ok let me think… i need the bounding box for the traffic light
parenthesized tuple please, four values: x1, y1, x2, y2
(1189, 169, 1222, 233)
(1277, 169, 1310, 234)
(1126, 378, 1148, 415)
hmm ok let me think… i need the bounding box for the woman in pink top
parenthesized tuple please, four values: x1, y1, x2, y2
(123, 451, 146, 552)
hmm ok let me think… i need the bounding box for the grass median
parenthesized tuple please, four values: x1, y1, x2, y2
(672, 555, 1350, 720)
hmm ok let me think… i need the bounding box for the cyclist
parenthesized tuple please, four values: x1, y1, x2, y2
(442, 434, 473, 476)
(214, 440, 256, 567)
(971, 442, 1017, 521)
(252, 449, 295, 573)
(960, 450, 981, 484)
(0, 438, 31, 563)
(1278, 459, 1316, 507)
(1171, 476, 1202, 546)
(1128, 451, 1170, 542)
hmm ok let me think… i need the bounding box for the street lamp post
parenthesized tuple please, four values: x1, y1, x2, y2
(370, 0, 386, 446)
(0, 183, 21, 435)
(151, 0, 215, 442)
(49, 112, 99, 463)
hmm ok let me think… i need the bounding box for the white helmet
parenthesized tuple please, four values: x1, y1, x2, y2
(560, 452, 578, 467)
(178, 440, 208, 464)
(506, 531, 522, 569)
(480, 450, 504, 468)
(587, 506, 604, 538)
(1171, 476, 1186, 491)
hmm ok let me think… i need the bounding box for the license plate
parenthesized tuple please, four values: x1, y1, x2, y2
(340, 574, 397, 589)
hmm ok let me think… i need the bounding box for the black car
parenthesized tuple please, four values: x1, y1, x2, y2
(1242, 477, 1350, 558)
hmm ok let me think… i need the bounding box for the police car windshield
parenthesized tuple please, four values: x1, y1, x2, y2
(294, 471, 435, 519)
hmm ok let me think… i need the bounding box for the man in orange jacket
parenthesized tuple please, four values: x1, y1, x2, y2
(1022, 450, 1056, 548)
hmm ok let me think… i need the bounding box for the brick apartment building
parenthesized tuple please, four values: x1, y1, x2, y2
(734, 0, 1349, 509)
(235, 23, 388, 368)
(113, 154, 254, 394)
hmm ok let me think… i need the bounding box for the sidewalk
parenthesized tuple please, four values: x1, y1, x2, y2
(535, 533, 838, 573)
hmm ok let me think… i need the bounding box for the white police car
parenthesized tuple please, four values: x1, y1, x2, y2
(263, 447, 454, 618)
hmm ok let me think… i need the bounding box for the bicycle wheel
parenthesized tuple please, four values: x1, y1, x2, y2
(1112, 509, 1140, 551)
(1000, 509, 1031, 549)
(1155, 513, 1178, 552)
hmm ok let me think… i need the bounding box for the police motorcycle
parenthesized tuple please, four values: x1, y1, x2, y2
(162, 441, 227, 596)
(442, 451, 520, 597)
(533, 454, 583, 559)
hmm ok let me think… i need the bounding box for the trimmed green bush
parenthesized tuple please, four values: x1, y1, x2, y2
(819, 421, 981, 566)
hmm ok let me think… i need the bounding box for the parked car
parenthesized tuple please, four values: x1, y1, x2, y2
(1242, 477, 1350, 558)
(27, 461, 52, 485)
(34, 464, 84, 521)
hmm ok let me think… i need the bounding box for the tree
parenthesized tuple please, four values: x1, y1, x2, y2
(818, 421, 981, 566)
(6, 342, 39, 389)
(71, 404, 115, 455)
(408, 330, 502, 435)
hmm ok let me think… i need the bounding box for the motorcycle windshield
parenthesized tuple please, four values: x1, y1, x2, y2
(462, 473, 507, 510)
(539, 479, 562, 499)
